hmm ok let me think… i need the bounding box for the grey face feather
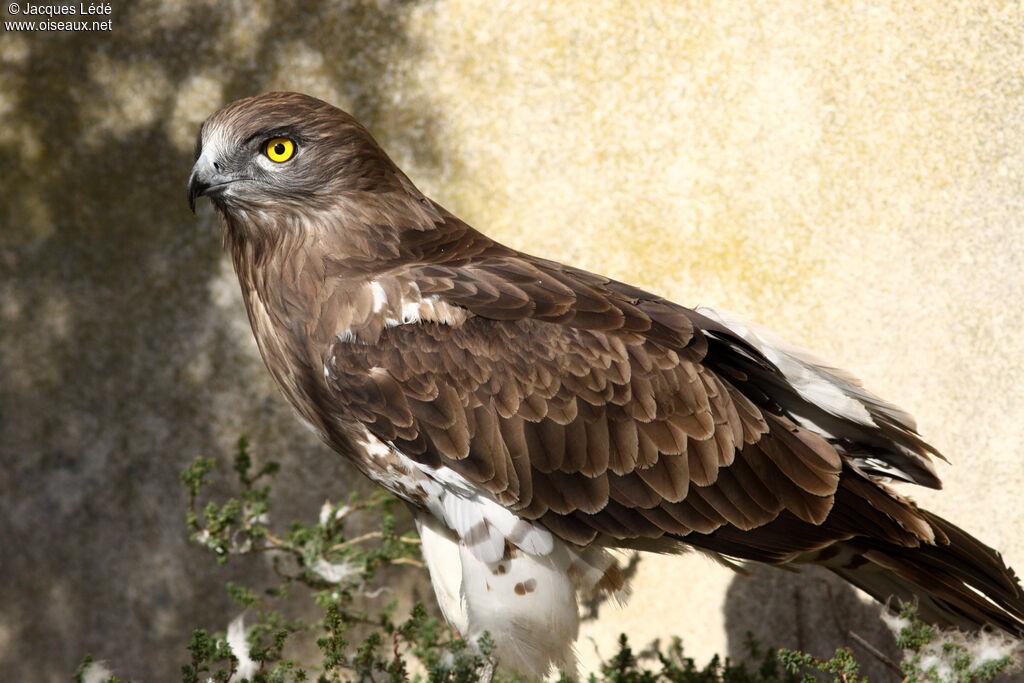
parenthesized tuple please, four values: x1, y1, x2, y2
(188, 91, 405, 216)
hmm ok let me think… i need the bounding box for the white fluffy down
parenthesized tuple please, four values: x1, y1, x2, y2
(79, 660, 115, 683)
(226, 616, 259, 683)
(882, 611, 1023, 681)
(310, 557, 360, 584)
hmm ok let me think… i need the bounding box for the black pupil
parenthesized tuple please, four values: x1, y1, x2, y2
(273, 142, 286, 156)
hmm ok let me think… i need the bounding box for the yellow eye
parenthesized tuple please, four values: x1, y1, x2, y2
(264, 137, 295, 162)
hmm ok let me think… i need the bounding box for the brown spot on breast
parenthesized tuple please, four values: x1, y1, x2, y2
(465, 521, 490, 547)
(492, 562, 509, 576)
(502, 540, 521, 562)
(514, 578, 537, 595)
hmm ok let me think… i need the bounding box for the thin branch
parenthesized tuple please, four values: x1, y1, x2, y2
(390, 557, 426, 569)
(333, 531, 384, 549)
(262, 532, 286, 546)
(848, 630, 903, 678)
(331, 532, 420, 551)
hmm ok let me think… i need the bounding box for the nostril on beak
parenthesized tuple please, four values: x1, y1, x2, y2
(213, 161, 221, 172)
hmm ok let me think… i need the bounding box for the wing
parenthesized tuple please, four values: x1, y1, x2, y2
(692, 306, 943, 488)
(322, 227, 944, 559)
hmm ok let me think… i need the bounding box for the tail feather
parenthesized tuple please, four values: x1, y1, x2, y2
(683, 471, 1024, 638)
(829, 512, 1024, 637)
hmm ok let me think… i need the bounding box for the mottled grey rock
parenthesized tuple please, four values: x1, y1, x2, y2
(0, 2, 442, 679)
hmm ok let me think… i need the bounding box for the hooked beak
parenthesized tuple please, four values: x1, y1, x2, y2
(186, 154, 239, 213)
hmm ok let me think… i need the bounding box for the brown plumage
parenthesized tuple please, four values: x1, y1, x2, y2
(188, 91, 1024, 677)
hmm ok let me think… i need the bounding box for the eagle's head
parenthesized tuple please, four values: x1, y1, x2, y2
(186, 92, 405, 218)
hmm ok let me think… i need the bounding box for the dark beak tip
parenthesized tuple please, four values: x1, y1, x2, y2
(186, 172, 207, 215)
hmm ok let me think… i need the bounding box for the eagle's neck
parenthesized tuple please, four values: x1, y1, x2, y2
(227, 222, 320, 327)
(223, 216, 348, 441)
(220, 205, 434, 447)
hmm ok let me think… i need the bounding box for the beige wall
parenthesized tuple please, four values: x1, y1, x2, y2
(2, 1, 1020, 679)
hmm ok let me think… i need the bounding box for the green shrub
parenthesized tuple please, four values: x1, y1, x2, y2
(76, 438, 1021, 682)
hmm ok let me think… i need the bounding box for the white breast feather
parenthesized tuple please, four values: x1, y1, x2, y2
(355, 429, 554, 563)
(458, 540, 579, 678)
(414, 514, 469, 636)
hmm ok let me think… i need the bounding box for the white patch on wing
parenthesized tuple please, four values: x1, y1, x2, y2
(336, 281, 468, 343)
(400, 297, 424, 324)
(369, 280, 387, 313)
(696, 307, 942, 489)
(698, 306, 941, 486)
(697, 306, 877, 426)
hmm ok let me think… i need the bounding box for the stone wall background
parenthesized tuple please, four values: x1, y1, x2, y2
(1, 1, 1021, 680)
